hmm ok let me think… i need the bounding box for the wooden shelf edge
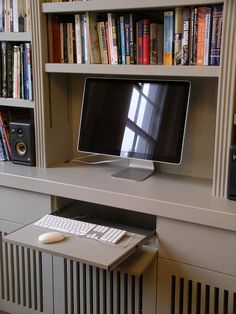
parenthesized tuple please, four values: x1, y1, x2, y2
(45, 63, 220, 78)
(42, 0, 223, 13)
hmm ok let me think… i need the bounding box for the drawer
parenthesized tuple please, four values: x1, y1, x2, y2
(157, 217, 236, 276)
(0, 186, 52, 224)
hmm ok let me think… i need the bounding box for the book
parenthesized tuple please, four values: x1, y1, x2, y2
(81, 13, 89, 64)
(116, 17, 122, 64)
(181, 8, 191, 65)
(203, 7, 211, 65)
(67, 22, 74, 64)
(129, 13, 135, 64)
(119, 16, 126, 64)
(1, 41, 7, 98)
(136, 19, 143, 64)
(150, 22, 158, 65)
(142, 18, 150, 65)
(209, 5, 223, 66)
(86, 12, 101, 64)
(50, 15, 61, 63)
(157, 23, 164, 65)
(0, 119, 10, 160)
(107, 13, 118, 64)
(0, 0, 3, 32)
(189, 7, 198, 65)
(25, 43, 33, 100)
(124, 14, 130, 64)
(164, 11, 174, 65)
(0, 110, 11, 160)
(196, 7, 208, 66)
(97, 21, 108, 64)
(75, 14, 82, 64)
(174, 7, 183, 65)
(0, 135, 7, 161)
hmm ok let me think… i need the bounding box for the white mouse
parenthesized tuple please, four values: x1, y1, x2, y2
(38, 232, 65, 244)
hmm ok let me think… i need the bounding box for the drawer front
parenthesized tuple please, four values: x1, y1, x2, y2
(157, 217, 236, 276)
(0, 186, 52, 224)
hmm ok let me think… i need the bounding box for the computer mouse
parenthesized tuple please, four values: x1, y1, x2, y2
(38, 232, 65, 244)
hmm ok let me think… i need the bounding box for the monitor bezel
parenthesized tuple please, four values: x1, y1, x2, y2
(77, 77, 191, 166)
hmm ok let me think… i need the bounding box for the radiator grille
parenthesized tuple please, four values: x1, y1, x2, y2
(0, 232, 43, 312)
(171, 275, 236, 314)
(63, 259, 143, 314)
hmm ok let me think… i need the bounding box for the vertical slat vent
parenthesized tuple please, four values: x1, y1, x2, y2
(171, 275, 236, 314)
(0, 234, 43, 313)
(64, 259, 143, 314)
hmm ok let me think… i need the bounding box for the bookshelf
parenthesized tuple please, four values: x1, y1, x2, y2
(0, 1, 235, 313)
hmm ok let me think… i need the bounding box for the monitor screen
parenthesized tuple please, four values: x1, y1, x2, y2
(78, 78, 191, 164)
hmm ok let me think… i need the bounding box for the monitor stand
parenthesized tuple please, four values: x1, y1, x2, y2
(111, 159, 154, 181)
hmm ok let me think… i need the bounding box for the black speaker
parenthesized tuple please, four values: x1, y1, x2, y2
(227, 144, 236, 200)
(10, 120, 36, 166)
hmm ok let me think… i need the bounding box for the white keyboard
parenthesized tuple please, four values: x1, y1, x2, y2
(33, 215, 127, 244)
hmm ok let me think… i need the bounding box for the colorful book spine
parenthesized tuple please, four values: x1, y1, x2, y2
(209, 4, 223, 66)
(116, 17, 122, 64)
(142, 18, 150, 65)
(0, 135, 7, 161)
(25, 43, 33, 100)
(86, 12, 101, 64)
(164, 11, 174, 65)
(0, 111, 11, 160)
(1, 42, 7, 98)
(124, 14, 130, 64)
(174, 7, 183, 65)
(0, 122, 10, 160)
(197, 7, 207, 66)
(137, 19, 143, 64)
(119, 16, 126, 65)
(181, 8, 191, 65)
(129, 13, 135, 64)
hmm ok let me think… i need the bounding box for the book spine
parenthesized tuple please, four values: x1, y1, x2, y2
(174, 7, 183, 65)
(197, 7, 207, 66)
(0, 0, 3, 32)
(1, 41, 7, 98)
(157, 23, 164, 65)
(25, 43, 32, 100)
(137, 19, 143, 64)
(75, 14, 82, 64)
(116, 18, 122, 64)
(9, 0, 13, 32)
(204, 7, 211, 65)
(67, 22, 74, 64)
(97, 21, 108, 64)
(150, 22, 158, 65)
(0, 135, 7, 161)
(119, 16, 126, 64)
(124, 14, 130, 65)
(189, 7, 198, 65)
(87, 12, 101, 64)
(209, 5, 223, 66)
(0, 111, 11, 159)
(164, 11, 174, 65)
(7, 42, 13, 98)
(20, 43, 25, 99)
(12, 0, 18, 32)
(0, 122, 10, 160)
(129, 13, 135, 64)
(81, 13, 89, 64)
(18, 0, 25, 32)
(142, 18, 150, 65)
(107, 13, 118, 65)
(181, 8, 191, 65)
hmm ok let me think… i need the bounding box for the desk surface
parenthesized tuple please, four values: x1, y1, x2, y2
(4, 224, 148, 270)
(0, 162, 236, 232)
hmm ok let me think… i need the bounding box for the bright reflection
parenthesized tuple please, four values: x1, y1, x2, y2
(121, 127, 135, 156)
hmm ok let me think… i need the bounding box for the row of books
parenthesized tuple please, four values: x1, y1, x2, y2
(0, 0, 31, 33)
(0, 109, 11, 161)
(0, 42, 33, 100)
(49, 4, 223, 66)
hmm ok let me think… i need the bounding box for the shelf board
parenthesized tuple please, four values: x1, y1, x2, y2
(42, 0, 223, 13)
(0, 32, 31, 41)
(0, 162, 235, 232)
(45, 63, 220, 78)
(0, 98, 34, 109)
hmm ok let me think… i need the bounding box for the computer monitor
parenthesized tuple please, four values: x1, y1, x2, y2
(77, 77, 191, 181)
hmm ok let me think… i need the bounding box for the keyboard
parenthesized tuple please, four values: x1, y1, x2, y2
(33, 215, 127, 244)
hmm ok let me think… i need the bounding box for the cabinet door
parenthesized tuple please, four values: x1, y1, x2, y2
(157, 257, 236, 314)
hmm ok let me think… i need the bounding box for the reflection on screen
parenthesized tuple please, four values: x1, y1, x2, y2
(78, 78, 190, 164)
